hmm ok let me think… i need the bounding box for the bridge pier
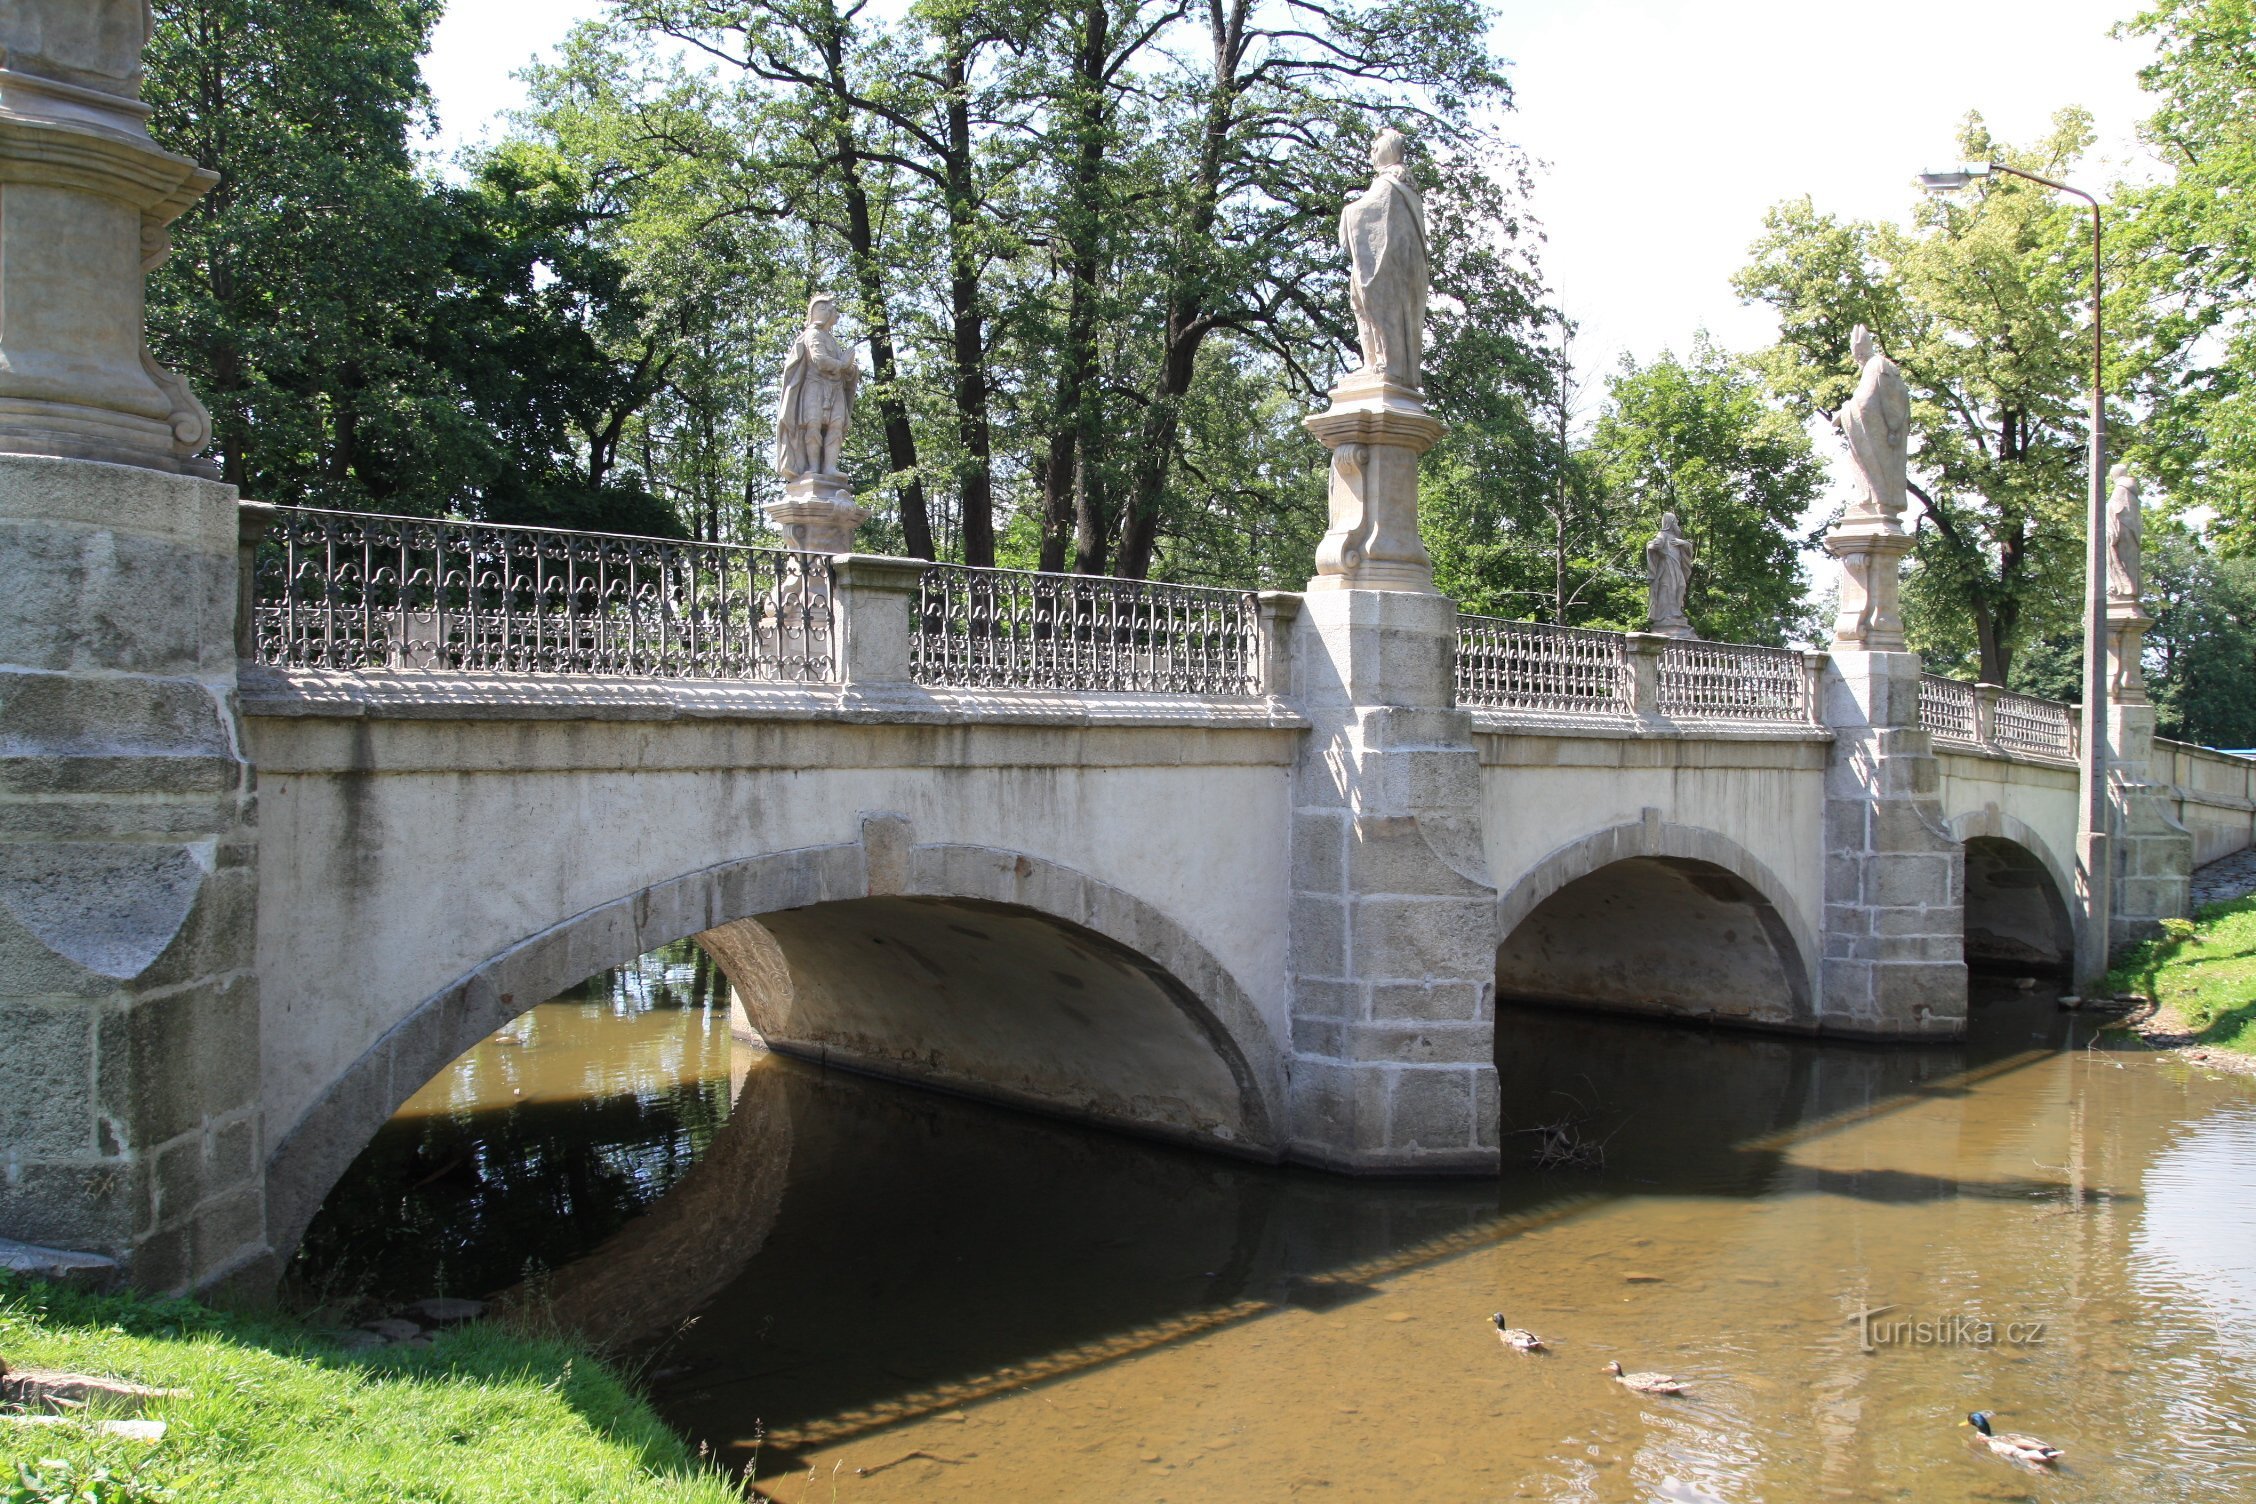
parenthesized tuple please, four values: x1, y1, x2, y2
(1283, 589, 1500, 1173)
(2103, 605, 2192, 949)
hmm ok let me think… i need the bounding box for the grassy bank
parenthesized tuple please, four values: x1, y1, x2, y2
(0, 1275, 740, 1504)
(2108, 894, 2256, 1056)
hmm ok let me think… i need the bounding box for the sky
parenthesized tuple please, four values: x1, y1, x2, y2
(422, 0, 2163, 374)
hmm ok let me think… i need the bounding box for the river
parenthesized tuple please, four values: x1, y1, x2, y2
(297, 954, 2256, 1501)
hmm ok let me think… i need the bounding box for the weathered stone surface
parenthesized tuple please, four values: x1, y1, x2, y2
(0, 1235, 119, 1289)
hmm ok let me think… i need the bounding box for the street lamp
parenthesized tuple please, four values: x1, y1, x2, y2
(1919, 160, 2112, 988)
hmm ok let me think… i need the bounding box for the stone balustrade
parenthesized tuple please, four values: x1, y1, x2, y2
(1920, 673, 2078, 762)
(247, 505, 836, 682)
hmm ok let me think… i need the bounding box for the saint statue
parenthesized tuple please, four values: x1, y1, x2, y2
(1839, 325, 1910, 523)
(2106, 464, 2142, 604)
(1645, 512, 1694, 637)
(775, 292, 859, 481)
(1339, 127, 1428, 388)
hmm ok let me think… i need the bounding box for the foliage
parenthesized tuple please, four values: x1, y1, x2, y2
(2150, 529, 2256, 746)
(0, 1275, 737, 1504)
(144, 0, 676, 533)
(1582, 339, 1822, 645)
(2107, 894, 2256, 1055)
(1736, 113, 2116, 682)
(2114, 0, 2256, 550)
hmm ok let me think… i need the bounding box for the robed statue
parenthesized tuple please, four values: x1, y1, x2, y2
(2106, 464, 2142, 604)
(1645, 512, 1694, 637)
(1839, 325, 1910, 523)
(1340, 127, 1428, 388)
(775, 292, 859, 481)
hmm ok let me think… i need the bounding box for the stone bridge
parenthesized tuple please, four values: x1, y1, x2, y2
(2, 27, 2252, 1295)
(9, 473, 2250, 1292)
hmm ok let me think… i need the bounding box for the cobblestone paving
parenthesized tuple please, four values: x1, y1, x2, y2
(2190, 847, 2256, 910)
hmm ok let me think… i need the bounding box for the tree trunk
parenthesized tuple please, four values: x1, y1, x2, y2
(1042, 0, 1111, 574)
(941, 33, 995, 567)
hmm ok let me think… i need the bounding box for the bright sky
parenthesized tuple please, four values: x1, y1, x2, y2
(422, 0, 2162, 371)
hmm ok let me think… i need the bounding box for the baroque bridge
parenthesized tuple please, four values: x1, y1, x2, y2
(11, 472, 2249, 1292)
(0, 20, 2250, 1295)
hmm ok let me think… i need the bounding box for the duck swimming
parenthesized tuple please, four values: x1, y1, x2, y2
(1602, 1360, 1687, 1395)
(1490, 1313, 1544, 1352)
(1965, 1411, 2062, 1466)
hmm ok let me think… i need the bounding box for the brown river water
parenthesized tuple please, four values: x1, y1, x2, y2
(299, 954, 2256, 1502)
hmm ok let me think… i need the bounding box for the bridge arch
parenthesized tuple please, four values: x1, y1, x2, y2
(265, 823, 1288, 1264)
(1493, 815, 1818, 1029)
(1947, 808, 2075, 973)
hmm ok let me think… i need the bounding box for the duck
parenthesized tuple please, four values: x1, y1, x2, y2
(1602, 1360, 1687, 1395)
(1965, 1411, 2062, 1466)
(1490, 1313, 1545, 1352)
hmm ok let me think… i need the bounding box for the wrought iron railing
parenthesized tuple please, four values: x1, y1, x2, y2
(1657, 639, 1815, 723)
(1454, 615, 1632, 716)
(1920, 674, 2077, 761)
(1993, 688, 2077, 760)
(251, 506, 836, 681)
(911, 564, 1263, 695)
(1919, 673, 1979, 745)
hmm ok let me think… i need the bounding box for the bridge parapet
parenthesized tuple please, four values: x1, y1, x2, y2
(1918, 674, 2078, 763)
(1455, 613, 1822, 732)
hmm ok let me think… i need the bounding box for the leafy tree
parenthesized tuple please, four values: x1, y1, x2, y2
(2114, 0, 2256, 549)
(2149, 527, 2256, 747)
(1582, 339, 1822, 646)
(1735, 112, 2120, 681)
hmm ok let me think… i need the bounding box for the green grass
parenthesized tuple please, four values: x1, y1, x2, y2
(2107, 894, 2256, 1055)
(0, 1276, 743, 1504)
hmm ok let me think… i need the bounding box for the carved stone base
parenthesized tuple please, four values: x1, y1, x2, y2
(2106, 696, 2192, 950)
(1302, 374, 1445, 594)
(0, 72, 219, 477)
(1824, 518, 1914, 650)
(766, 478, 867, 555)
(2106, 601, 2153, 705)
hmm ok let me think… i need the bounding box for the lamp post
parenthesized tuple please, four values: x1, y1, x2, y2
(1919, 162, 2111, 987)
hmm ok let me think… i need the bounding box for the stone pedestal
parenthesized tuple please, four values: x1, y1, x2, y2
(0, 457, 265, 1292)
(1818, 642, 1966, 1034)
(765, 475, 867, 555)
(1302, 374, 1445, 594)
(2101, 602, 2192, 946)
(0, 9, 218, 475)
(1823, 516, 1915, 651)
(1283, 589, 1499, 1172)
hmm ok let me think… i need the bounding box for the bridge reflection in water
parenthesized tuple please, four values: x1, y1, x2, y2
(296, 958, 2256, 1503)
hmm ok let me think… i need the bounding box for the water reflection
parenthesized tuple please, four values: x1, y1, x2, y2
(291, 942, 736, 1300)
(298, 960, 2256, 1502)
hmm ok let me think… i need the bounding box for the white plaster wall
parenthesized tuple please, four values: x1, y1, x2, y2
(1936, 751, 2080, 879)
(248, 685, 1299, 1147)
(1477, 730, 1831, 965)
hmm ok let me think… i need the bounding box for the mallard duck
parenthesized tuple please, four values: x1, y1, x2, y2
(1965, 1411, 2061, 1466)
(1490, 1313, 1544, 1352)
(1602, 1360, 1687, 1395)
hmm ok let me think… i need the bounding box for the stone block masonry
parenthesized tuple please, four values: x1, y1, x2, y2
(1284, 589, 1500, 1172)
(0, 456, 268, 1292)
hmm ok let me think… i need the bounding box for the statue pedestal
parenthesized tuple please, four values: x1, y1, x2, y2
(1823, 515, 1914, 650)
(2100, 599, 2190, 947)
(0, 51, 219, 476)
(765, 476, 867, 555)
(1302, 372, 1445, 594)
(2105, 599, 2153, 705)
(1646, 617, 1694, 641)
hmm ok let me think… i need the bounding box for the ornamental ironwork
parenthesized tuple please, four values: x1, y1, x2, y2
(251, 506, 835, 682)
(1655, 639, 1816, 723)
(912, 564, 1263, 695)
(1454, 615, 1632, 715)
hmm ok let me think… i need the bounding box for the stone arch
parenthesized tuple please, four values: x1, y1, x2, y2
(1493, 813, 1818, 1029)
(1947, 807, 2076, 972)
(264, 821, 1287, 1266)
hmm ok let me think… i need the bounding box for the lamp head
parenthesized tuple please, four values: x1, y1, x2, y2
(1917, 164, 1995, 194)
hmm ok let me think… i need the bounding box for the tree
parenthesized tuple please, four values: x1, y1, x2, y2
(2149, 526, 2256, 747)
(1582, 339, 1822, 646)
(144, 0, 675, 531)
(1735, 112, 2118, 682)
(2114, 0, 2256, 549)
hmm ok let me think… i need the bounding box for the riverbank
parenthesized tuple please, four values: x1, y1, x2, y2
(2107, 893, 2256, 1075)
(0, 1274, 740, 1503)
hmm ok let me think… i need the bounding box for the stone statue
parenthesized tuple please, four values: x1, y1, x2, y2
(2107, 464, 2142, 604)
(1339, 127, 1428, 389)
(1645, 512, 1694, 637)
(775, 292, 858, 481)
(1839, 324, 1910, 523)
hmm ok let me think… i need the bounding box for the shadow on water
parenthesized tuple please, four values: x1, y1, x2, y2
(298, 966, 2160, 1484)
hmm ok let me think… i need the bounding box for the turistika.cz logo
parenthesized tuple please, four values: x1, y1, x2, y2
(1847, 1303, 2047, 1352)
